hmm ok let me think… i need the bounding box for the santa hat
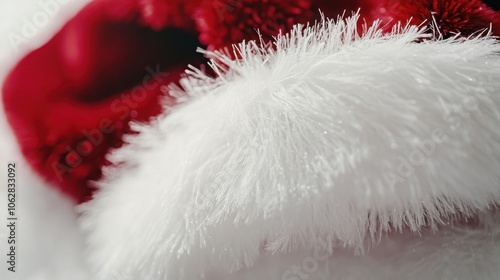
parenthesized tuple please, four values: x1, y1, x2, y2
(2, 0, 359, 203)
(80, 14, 500, 280)
(1, 0, 500, 279)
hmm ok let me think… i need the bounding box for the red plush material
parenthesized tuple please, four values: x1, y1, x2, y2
(363, 0, 500, 37)
(2, 0, 202, 202)
(195, 0, 313, 51)
(137, 0, 199, 31)
(195, 0, 362, 52)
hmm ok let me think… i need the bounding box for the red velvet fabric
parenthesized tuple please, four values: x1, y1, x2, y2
(2, 0, 202, 202)
(195, 0, 363, 51)
(362, 0, 500, 37)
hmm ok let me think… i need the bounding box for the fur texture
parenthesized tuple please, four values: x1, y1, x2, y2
(80, 15, 500, 279)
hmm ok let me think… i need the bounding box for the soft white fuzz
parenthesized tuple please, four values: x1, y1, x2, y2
(80, 14, 500, 280)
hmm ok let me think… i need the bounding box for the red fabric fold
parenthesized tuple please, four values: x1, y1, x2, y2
(2, 0, 202, 202)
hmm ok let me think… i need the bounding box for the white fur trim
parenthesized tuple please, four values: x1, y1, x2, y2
(80, 14, 500, 280)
